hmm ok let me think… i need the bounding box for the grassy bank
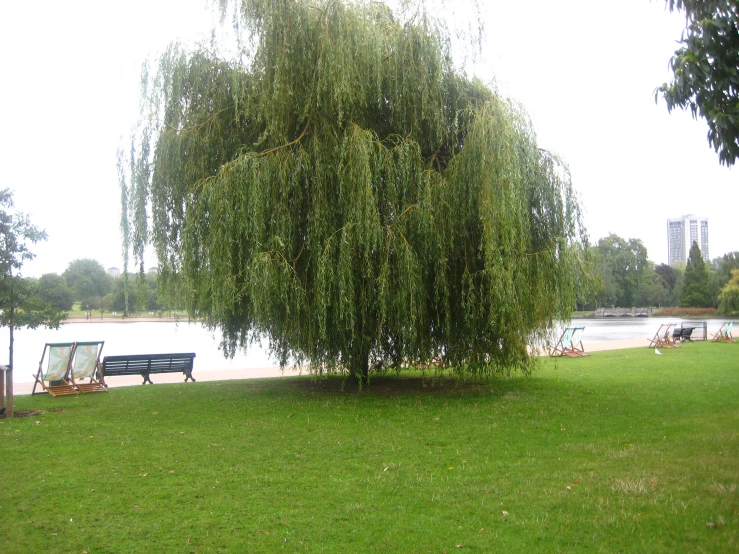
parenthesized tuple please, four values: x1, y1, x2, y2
(2, 342, 737, 553)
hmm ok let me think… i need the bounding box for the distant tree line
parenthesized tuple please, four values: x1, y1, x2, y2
(31, 258, 167, 317)
(29, 244, 739, 318)
(579, 233, 739, 314)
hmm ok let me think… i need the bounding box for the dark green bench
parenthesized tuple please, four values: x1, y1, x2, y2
(101, 353, 196, 386)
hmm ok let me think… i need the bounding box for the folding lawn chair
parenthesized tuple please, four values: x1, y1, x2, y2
(711, 321, 736, 343)
(567, 327, 588, 357)
(550, 327, 575, 357)
(31, 343, 78, 396)
(70, 341, 107, 393)
(647, 323, 677, 349)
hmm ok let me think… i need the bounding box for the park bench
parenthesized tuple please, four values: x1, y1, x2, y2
(671, 326, 695, 342)
(101, 353, 196, 386)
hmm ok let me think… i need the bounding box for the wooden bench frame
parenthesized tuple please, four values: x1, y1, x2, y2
(101, 353, 196, 386)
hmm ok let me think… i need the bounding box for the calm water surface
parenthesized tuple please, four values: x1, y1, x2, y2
(2, 317, 726, 386)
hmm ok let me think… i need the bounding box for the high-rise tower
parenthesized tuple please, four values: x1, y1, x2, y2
(667, 215, 709, 265)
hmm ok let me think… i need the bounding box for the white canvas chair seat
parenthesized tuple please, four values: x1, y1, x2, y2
(711, 321, 736, 343)
(71, 341, 107, 393)
(32, 343, 77, 396)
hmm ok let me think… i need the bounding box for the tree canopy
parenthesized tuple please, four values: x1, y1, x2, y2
(717, 268, 739, 314)
(593, 234, 650, 307)
(121, 0, 590, 381)
(36, 273, 74, 311)
(657, 0, 739, 166)
(62, 258, 111, 301)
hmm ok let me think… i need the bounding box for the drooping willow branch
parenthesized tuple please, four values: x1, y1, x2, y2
(120, 0, 592, 382)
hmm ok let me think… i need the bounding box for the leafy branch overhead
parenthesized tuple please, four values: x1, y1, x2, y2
(657, 0, 739, 166)
(121, 0, 591, 381)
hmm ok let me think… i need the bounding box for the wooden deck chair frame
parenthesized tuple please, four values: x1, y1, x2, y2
(32, 342, 78, 396)
(70, 341, 107, 393)
(647, 324, 667, 348)
(550, 327, 575, 357)
(566, 327, 588, 357)
(711, 321, 736, 343)
(647, 323, 678, 348)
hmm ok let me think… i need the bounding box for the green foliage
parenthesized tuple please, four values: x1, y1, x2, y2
(593, 234, 652, 307)
(36, 272, 74, 311)
(122, 0, 589, 381)
(657, 0, 739, 166)
(62, 258, 111, 301)
(718, 268, 739, 314)
(710, 251, 739, 303)
(0, 188, 65, 373)
(4, 343, 739, 552)
(110, 272, 163, 313)
(654, 262, 680, 293)
(679, 241, 713, 307)
(0, 277, 65, 330)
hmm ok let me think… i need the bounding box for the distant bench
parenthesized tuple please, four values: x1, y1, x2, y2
(101, 353, 196, 386)
(672, 327, 695, 342)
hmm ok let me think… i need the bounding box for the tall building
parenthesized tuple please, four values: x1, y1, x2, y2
(667, 215, 709, 265)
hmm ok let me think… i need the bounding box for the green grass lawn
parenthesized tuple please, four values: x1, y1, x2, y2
(2, 342, 738, 553)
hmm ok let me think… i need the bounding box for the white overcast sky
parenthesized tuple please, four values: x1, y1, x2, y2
(1, 0, 736, 278)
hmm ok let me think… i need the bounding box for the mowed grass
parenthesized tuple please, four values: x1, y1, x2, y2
(2, 342, 738, 553)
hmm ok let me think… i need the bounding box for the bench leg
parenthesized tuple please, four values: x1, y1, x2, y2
(142, 374, 154, 385)
(184, 372, 196, 383)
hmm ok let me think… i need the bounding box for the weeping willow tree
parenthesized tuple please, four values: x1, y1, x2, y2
(121, 0, 590, 382)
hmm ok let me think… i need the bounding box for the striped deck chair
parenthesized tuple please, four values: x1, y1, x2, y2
(70, 341, 107, 393)
(550, 327, 575, 357)
(31, 343, 78, 396)
(711, 321, 736, 343)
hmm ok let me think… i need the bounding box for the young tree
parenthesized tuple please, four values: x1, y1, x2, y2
(121, 0, 590, 382)
(0, 189, 65, 416)
(679, 241, 713, 307)
(657, 1, 739, 166)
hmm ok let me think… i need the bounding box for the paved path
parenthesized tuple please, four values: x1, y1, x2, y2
(13, 338, 647, 396)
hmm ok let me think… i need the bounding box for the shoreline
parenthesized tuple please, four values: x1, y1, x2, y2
(65, 316, 192, 324)
(11, 337, 648, 396)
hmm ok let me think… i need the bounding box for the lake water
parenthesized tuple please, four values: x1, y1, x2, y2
(2, 321, 279, 385)
(2, 317, 727, 386)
